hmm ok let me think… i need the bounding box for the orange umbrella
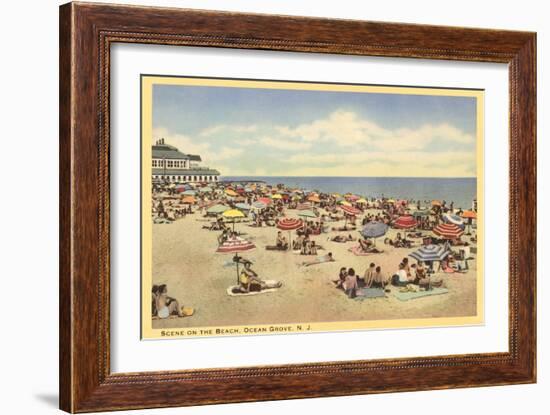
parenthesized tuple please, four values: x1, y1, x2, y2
(181, 196, 196, 204)
(462, 210, 477, 219)
(431, 200, 442, 207)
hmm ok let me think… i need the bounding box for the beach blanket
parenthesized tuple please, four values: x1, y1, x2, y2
(393, 287, 449, 301)
(354, 288, 386, 300)
(226, 280, 282, 297)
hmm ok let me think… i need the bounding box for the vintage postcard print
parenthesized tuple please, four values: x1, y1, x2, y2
(141, 76, 484, 339)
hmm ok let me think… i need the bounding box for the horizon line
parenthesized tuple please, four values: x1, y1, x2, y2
(220, 175, 477, 179)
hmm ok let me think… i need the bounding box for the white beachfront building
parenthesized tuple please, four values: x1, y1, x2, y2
(152, 138, 220, 183)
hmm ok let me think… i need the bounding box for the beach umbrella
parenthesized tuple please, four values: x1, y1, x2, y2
(409, 244, 450, 265)
(235, 202, 251, 211)
(298, 209, 317, 220)
(346, 194, 360, 201)
(387, 199, 396, 204)
(225, 189, 238, 197)
(206, 204, 230, 215)
(356, 198, 368, 204)
(393, 215, 417, 230)
(340, 205, 361, 216)
(443, 213, 465, 228)
(258, 197, 272, 205)
(182, 189, 196, 196)
(339, 200, 352, 207)
(307, 195, 321, 203)
(271, 193, 283, 200)
(252, 201, 267, 210)
(360, 221, 388, 246)
(433, 223, 464, 239)
(216, 236, 256, 284)
(413, 210, 430, 218)
(277, 217, 304, 247)
(340, 205, 361, 228)
(222, 209, 246, 231)
(181, 196, 196, 204)
(431, 200, 442, 207)
(462, 210, 477, 219)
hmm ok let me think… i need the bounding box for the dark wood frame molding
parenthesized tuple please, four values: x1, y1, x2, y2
(59, 2, 536, 412)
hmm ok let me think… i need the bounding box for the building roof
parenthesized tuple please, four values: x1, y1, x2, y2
(152, 143, 202, 162)
(152, 168, 220, 176)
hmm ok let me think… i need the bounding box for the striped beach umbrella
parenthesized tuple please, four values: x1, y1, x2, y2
(340, 205, 361, 216)
(296, 202, 312, 210)
(277, 217, 304, 247)
(433, 223, 464, 239)
(409, 244, 450, 263)
(216, 236, 256, 284)
(443, 213, 465, 228)
(393, 215, 417, 229)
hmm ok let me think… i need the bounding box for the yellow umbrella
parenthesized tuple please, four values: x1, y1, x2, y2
(307, 195, 320, 203)
(225, 189, 238, 197)
(357, 198, 368, 204)
(271, 194, 283, 199)
(222, 209, 246, 231)
(339, 200, 352, 206)
(387, 199, 396, 204)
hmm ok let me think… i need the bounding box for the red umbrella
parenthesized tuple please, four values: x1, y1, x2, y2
(217, 236, 256, 284)
(433, 223, 464, 239)
(277, 217, 304, 248)
(340, 205, 361, 216)
(258, 197, 272, 205)
(277, 217, 304, 231)
(394, 215, 417, 229)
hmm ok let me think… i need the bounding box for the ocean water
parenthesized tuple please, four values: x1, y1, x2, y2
(222, 176, 477, 210)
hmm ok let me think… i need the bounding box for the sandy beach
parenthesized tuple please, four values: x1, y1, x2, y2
(151, 206, 478, 331)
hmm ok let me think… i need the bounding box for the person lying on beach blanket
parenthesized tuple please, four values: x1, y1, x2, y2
(330, 234, 356, 243)
(355, 238, 383, 253)
(237, 261, 282, 293)
(331, 225, 357, 232)
(301, 252, 334, 267)
(384, 233, 412, 248)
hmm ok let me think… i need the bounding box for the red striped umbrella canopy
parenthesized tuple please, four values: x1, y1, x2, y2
(277, 217, 304, 231)
(433, 223, 464, 239)
(216, 236, 256, 253)
(394, 215, 417, 229)
(340, 205, 361, 216)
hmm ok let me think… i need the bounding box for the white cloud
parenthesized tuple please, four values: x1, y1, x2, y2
(278, 110, 475, 151)
(200, 124, 257, 137)
(259, 136, 312, 151)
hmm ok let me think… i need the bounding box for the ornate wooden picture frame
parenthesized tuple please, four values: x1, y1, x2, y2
(59, 2, 536, 412)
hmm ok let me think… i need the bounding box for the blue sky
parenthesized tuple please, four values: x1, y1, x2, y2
(152, 81, 479, 177)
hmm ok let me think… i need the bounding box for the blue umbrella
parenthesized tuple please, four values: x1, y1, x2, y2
(443, 213, 465, 229)
(360, 222, 388, 238)
(409, 244, 450, 263)
(360, 221, 388, 246)
(182, 189, 196, 196)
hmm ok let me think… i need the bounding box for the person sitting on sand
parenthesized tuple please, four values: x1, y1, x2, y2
(275, 231, 288, 251)
(358, 238, 372, 252)
(301, 236, 311, 255)
(343, 268, 358, 298)
(363, 262, 376, 288)
(309, 240, 318, 255)
(301, 252, 335, 267)
(154, 284, 185, 318)
(391, 263, 409, 287)
(372, 266, 387, 288)
(333, 267, 347, 289)
(238, 261, 265, 292)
